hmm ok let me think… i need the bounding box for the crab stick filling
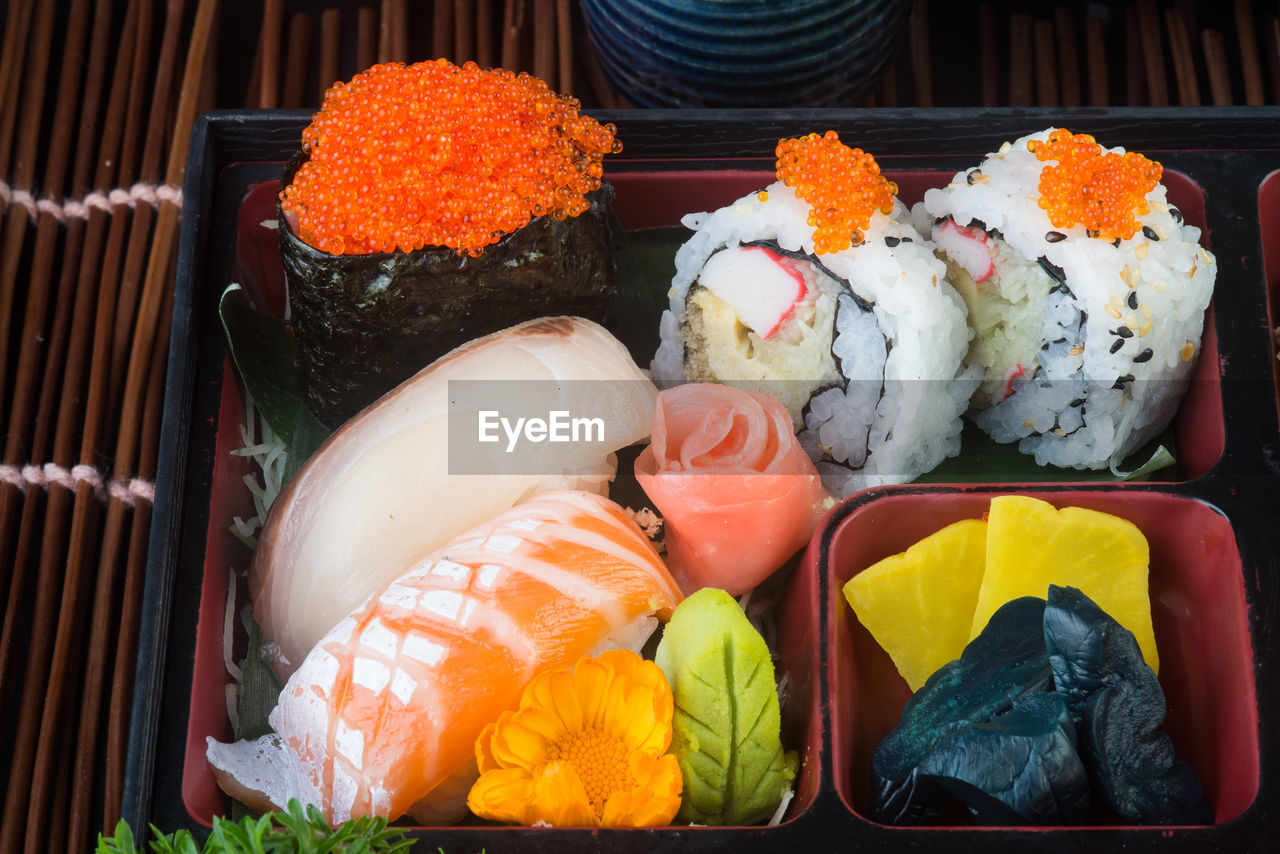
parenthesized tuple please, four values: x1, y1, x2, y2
(682, 244, 845, 423)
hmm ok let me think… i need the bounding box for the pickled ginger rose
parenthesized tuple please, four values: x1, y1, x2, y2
(635, 384, 832, 594)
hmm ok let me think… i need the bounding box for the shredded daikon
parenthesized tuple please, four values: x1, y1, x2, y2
(768, 788, 795, 826)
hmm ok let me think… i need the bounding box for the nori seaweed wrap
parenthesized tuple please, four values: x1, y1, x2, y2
(276, 59, 622, 428)
(279, 152, 617, 428)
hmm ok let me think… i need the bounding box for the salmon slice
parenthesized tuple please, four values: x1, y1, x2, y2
(635, 383, 831, 595)
(208, 490, 681, 823)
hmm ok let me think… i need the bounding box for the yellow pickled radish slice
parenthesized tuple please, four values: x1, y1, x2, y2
(843, 518, 988, 691)
(971, 495, 1158, 673)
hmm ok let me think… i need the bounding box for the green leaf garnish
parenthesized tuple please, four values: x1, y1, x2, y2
(915, 426, 1176, 483)
(218, 283, 331, 481)
(608, 223, 685, 359)
(96, 799, 415, 853)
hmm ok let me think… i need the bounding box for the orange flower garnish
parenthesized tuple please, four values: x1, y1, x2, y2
(281, 59, 620, 257)
(775, 130, 897, 254)
(467, 649, 683, 827)
(1028, 128, 1162, 241)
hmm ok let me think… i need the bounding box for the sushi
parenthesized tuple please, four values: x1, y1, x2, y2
(917, 128, 1215, 470)
(251, 316, 658, 680)
(209, 490, 683, 824)
(652, 131, 978, 496)
(278, 60, 623, 427)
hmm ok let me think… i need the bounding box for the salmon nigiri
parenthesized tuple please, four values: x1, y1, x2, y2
(208, 490, 682, 824)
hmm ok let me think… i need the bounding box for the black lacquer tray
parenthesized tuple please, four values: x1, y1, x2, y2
(131, 108, 1280, 852)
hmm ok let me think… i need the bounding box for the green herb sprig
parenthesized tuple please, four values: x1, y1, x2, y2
(97, 799, 416, 854)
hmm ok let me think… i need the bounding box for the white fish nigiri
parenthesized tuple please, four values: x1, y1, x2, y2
(209, 490, 683, 823)
(251, 317, 657, 678)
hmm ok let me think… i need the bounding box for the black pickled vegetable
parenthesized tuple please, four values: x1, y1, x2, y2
(1043, 585, 1212, 824)
(918, 693, 1091, 825)
(871, 597, 1054, 823)
(278, 151, 618, 428)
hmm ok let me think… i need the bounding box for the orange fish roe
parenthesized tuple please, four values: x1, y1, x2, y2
(280, 59, 621, 256)
(775, 131, 897, 255)
(1028, 128, 1162, 242)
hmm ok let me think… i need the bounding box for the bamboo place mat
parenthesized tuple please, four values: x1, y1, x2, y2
(1, 0, 1278, 850)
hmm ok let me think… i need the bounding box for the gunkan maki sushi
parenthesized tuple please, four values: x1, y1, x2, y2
(652, 131, 979, 496)
(278, 59, 622, 427)
(916, 128, 1216, 471)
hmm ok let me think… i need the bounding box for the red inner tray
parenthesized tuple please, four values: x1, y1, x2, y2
(822, 487, 1258, 827)
(1259, 169, 1280, 422)
(184, 165, 1224, 825)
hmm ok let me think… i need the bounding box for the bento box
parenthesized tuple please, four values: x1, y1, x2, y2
(132, 109, 1280, 851)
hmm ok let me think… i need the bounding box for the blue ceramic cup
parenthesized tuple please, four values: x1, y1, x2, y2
(581, 0, 913, 107)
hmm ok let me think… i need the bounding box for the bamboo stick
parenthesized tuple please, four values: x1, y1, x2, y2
(435, 0, 452, 60)
(909, 0, 932, 107)
(1166, 8, 1202, 106)
(1035, 19, 1059, 106)
(456, 0, 474, 64)
(1054, 6, 1081, 106)
(556, 0, 572, 95)
(380, 0, 393, 63)
(1202, 29, 1234, 105)
(1125, 5, 1146, 105)
(0, 0, 35, 182)
(319, 9, 340, 99)
(1138, 0, 1169, 105)
(1233, 0, 1265, 104)
(259, 0, 283, 108)
(979, 4, 998, 107)
(876, 61, 898, 108)
(1009, 14, 1033, 107)
(1086, 16, 1108, 106)
(358, 6, 378, 71)
(476, 0, 494, 68)
(282, 12, 312, 108)
(392, 0, 408, 63)
(502, 0, 522, 72)
(533, 0, 554, 88)
(0, 0, 27, 130)
(1267, 16, 1280, 104)
(0, 0, 53, 439)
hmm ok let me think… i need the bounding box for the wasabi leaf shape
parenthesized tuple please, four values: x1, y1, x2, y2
(654, 587, 798, 825)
